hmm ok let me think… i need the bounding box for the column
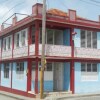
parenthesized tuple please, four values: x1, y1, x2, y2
(35, 20, 39, 56)
(35, 58, 38, 94)
(35, 20, 39, 94)
(70, 28, 75, 94)
(28, 26, 32, 56)
(27, 59, 32, 92)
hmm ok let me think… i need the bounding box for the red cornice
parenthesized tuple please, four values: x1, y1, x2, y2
(0, 14, 100, 37)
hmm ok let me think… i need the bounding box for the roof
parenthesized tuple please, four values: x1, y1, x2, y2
(47, 8, 86, 20)
(47, 9, 67, 17)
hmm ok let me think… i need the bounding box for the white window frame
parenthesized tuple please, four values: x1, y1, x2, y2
(81, 63, 98, 81)
(16, 62, 24, 80)
(7, 35, 12, 50)
(39, 28, 63, 45)
(14, 28, 28, 49)
(3, 38, 6, 51)
(81, 30, 97, 49)
(3, 35, 12, 51)
(4, 63, 10, 79)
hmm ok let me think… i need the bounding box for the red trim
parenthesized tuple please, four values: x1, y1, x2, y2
(35, 58, 38, 94)
(27, 59, 32, 92)
(0, 86, 36, 98)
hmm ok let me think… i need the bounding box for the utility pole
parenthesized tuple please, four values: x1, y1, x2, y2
(40, 0, 46, 99)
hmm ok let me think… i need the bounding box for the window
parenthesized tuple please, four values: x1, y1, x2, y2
(4, 63, 9, 79)
(3, 38, 6, 51)
(32, 62, 36, 71)
(31, 27, 35, 44)
(8, 36, 11, 50)
(39, 28, 63, 45)
(81, 30, 97, 48)
(81, 63, 97, 72)
(16, 33, 20, 47)
(15, 28, 27, 48)
(81, 63, 98, 81)
(47, 29, 53, 44)
(44, 63, 52, 71)
(81, 30, 86, 47)
(92, 63, 97, 72)
(16, 62, 24, 79)
(81, 63, 86, 72)
(92, 32, 97, 48)
(21, 30, 26, 46)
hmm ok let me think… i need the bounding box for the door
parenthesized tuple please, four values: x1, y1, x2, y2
(54, 62, 63, 91)
(31, 62, 35, 91)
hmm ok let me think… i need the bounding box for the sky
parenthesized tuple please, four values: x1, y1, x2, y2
(0, 0, 100, 25)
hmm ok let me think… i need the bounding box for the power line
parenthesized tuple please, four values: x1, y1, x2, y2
(1, 1, 24, 19)
(90, 0, 100, 4)
(57, 0, 68, 9)
(79, 0, 100, 7)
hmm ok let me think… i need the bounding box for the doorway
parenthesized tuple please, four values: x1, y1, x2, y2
(53, 62, 63, 91)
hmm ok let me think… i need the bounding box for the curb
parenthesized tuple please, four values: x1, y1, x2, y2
(57, 93, 100, 100)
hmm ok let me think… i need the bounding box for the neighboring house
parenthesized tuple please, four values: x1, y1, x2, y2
(0, 3, 100, 97)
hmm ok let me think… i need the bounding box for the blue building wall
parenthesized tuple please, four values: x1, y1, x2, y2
(31, 81, 35, 91)
(74, 29, 81, 47)
(1, 63, 11, 88)
(12, 62, 27, 91)
(63, 62, 70, 91)
(63, 29, 70, 46)
(75, 62, 100, 94)
(38, 81, 53, 92)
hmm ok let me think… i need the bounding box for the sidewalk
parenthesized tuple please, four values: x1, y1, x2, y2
(45, 92, 100, 100)
(1, 90, 100, 100)
(0, 91, 37, 100)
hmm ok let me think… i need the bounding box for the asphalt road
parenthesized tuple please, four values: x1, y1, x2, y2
(0, 94, 35, 100)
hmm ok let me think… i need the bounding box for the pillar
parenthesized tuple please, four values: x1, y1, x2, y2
(35, 58, 39, 94)
(27, 59, 32, 92)
(70, 28, 75, 94)
(35, 20, 39, 94)
(28, 26, 32, 56)
(35, 20, 39, 56)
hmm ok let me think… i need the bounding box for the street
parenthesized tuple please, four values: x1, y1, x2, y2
(0, 94, 34, 100)
(58, 95, 100, 100)
(1, 94, 100, 100)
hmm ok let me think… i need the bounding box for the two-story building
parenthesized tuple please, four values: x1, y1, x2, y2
(0, 3, 100, 97)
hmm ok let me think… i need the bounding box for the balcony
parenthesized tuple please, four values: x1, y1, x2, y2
(74, 47, 100, 59)
(2, 50, 12, 59)
(29, 44, 35, 56)
(1, 44, 100, 60)
(39, 44, 71, 57)
(13, 46, 28, 58)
